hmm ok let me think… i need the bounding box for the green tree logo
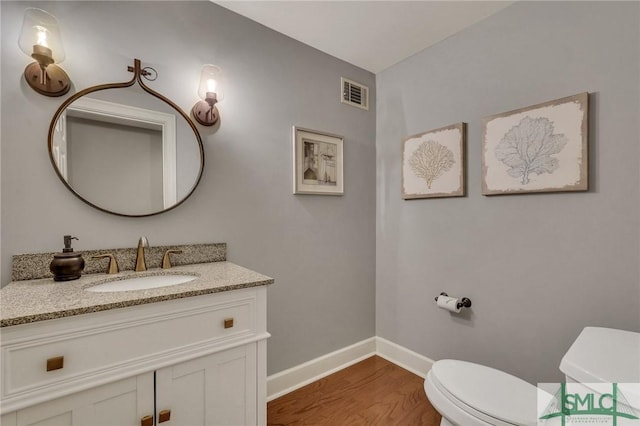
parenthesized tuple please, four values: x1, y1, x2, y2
(539, 383, 639, 425)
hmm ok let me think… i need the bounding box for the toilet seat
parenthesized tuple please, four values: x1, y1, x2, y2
(426, 370, 504, 425)
(426, 360, 539, 426)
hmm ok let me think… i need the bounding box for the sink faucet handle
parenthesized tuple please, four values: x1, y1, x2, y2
(162, 250, 183, 269)
(92, 253, 119, 274)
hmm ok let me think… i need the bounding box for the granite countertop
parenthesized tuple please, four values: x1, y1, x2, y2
(0, 262, 273, 327)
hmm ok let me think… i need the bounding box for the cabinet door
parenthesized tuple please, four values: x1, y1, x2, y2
(156, 344, 257, 426)
(14, 373, 154, 426)
(1, 412, 17, 426)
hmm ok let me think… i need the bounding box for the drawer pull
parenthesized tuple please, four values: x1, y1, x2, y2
(159, 409, 171, 423)
(141, 415, 153, 426)
(224, 318, 234, 329)
(46, 356, 64, 372)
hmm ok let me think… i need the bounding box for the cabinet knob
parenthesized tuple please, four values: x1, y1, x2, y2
(159, 409, 171, 423)
(224, 318, 234, 329)
(46, 356, 64, 371)
(141, 415, 153, 426)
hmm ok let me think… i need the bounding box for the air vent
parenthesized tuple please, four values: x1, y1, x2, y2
(341, 77, 369, 110)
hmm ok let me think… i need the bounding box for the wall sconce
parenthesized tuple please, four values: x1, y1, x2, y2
(192, 65, 222, 126)
(18, 8, 70, 97)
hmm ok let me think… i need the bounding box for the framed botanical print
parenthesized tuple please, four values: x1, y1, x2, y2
(482, 93, 588, 195)
(402, 123, 466, 199)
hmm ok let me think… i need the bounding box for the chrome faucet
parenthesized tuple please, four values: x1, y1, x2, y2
(135, 236, 149, 272)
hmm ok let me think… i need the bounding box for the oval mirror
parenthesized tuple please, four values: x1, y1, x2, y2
(48, 59, 204, 217)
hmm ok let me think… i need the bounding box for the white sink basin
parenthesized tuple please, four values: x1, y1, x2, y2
(86, 274, 197, 292)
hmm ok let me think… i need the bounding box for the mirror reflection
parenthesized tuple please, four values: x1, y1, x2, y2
(49, 83, 203, 217)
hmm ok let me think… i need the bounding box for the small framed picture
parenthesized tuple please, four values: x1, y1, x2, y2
(482, 92, 588, 195)
(402, 123, 466, 199)
(293, 127, 344, 195)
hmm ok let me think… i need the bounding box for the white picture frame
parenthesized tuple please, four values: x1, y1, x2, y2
(293, 127, 344, 195)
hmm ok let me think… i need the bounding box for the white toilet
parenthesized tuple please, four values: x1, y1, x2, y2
(424, 327, 640, 426)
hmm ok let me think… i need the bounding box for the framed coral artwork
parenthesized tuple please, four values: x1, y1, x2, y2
(402, 123, 466, 199)
(482, 93, 589, 195)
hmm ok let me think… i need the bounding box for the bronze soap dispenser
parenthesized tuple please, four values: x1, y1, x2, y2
(50, 235, 85, 281)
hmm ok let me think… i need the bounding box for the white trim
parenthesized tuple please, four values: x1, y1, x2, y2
(267, 337, 376, 401)
(65, 97, 177, 208)
(266, 336, 435, 401)
(375, 336, 435, 379)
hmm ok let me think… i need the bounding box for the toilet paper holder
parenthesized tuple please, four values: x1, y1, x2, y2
(434, 292, 472, 309)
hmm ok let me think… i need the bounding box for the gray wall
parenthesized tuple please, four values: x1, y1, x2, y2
(1, 1, 376, 375)
(376, 1, 640, 383)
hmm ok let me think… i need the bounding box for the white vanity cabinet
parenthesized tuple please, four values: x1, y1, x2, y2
(0, 373, 154, 426)
(155, 345, 257, 426)
(0, 286, 268, 426)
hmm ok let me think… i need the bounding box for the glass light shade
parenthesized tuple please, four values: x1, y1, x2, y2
(197, 65, 223, 101)
(18, 8, 65, 64)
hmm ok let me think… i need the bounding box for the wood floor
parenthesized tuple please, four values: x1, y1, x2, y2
(267, 355, 442, 425)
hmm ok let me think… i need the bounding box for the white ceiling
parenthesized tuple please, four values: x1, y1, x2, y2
(214, 1, 513, 73)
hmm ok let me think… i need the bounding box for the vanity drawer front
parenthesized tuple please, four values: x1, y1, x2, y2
(2, 296, 255, 398)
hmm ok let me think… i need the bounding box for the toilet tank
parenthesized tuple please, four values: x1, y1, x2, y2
(560, 327, 640, 383)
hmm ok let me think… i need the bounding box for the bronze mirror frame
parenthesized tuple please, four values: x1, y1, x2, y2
(48, 59, 205, 217)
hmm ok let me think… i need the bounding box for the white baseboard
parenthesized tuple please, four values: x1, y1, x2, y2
(267, 336, 435, 401)
(267, 337, 377, 401)
(375, 336, 435, 379)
